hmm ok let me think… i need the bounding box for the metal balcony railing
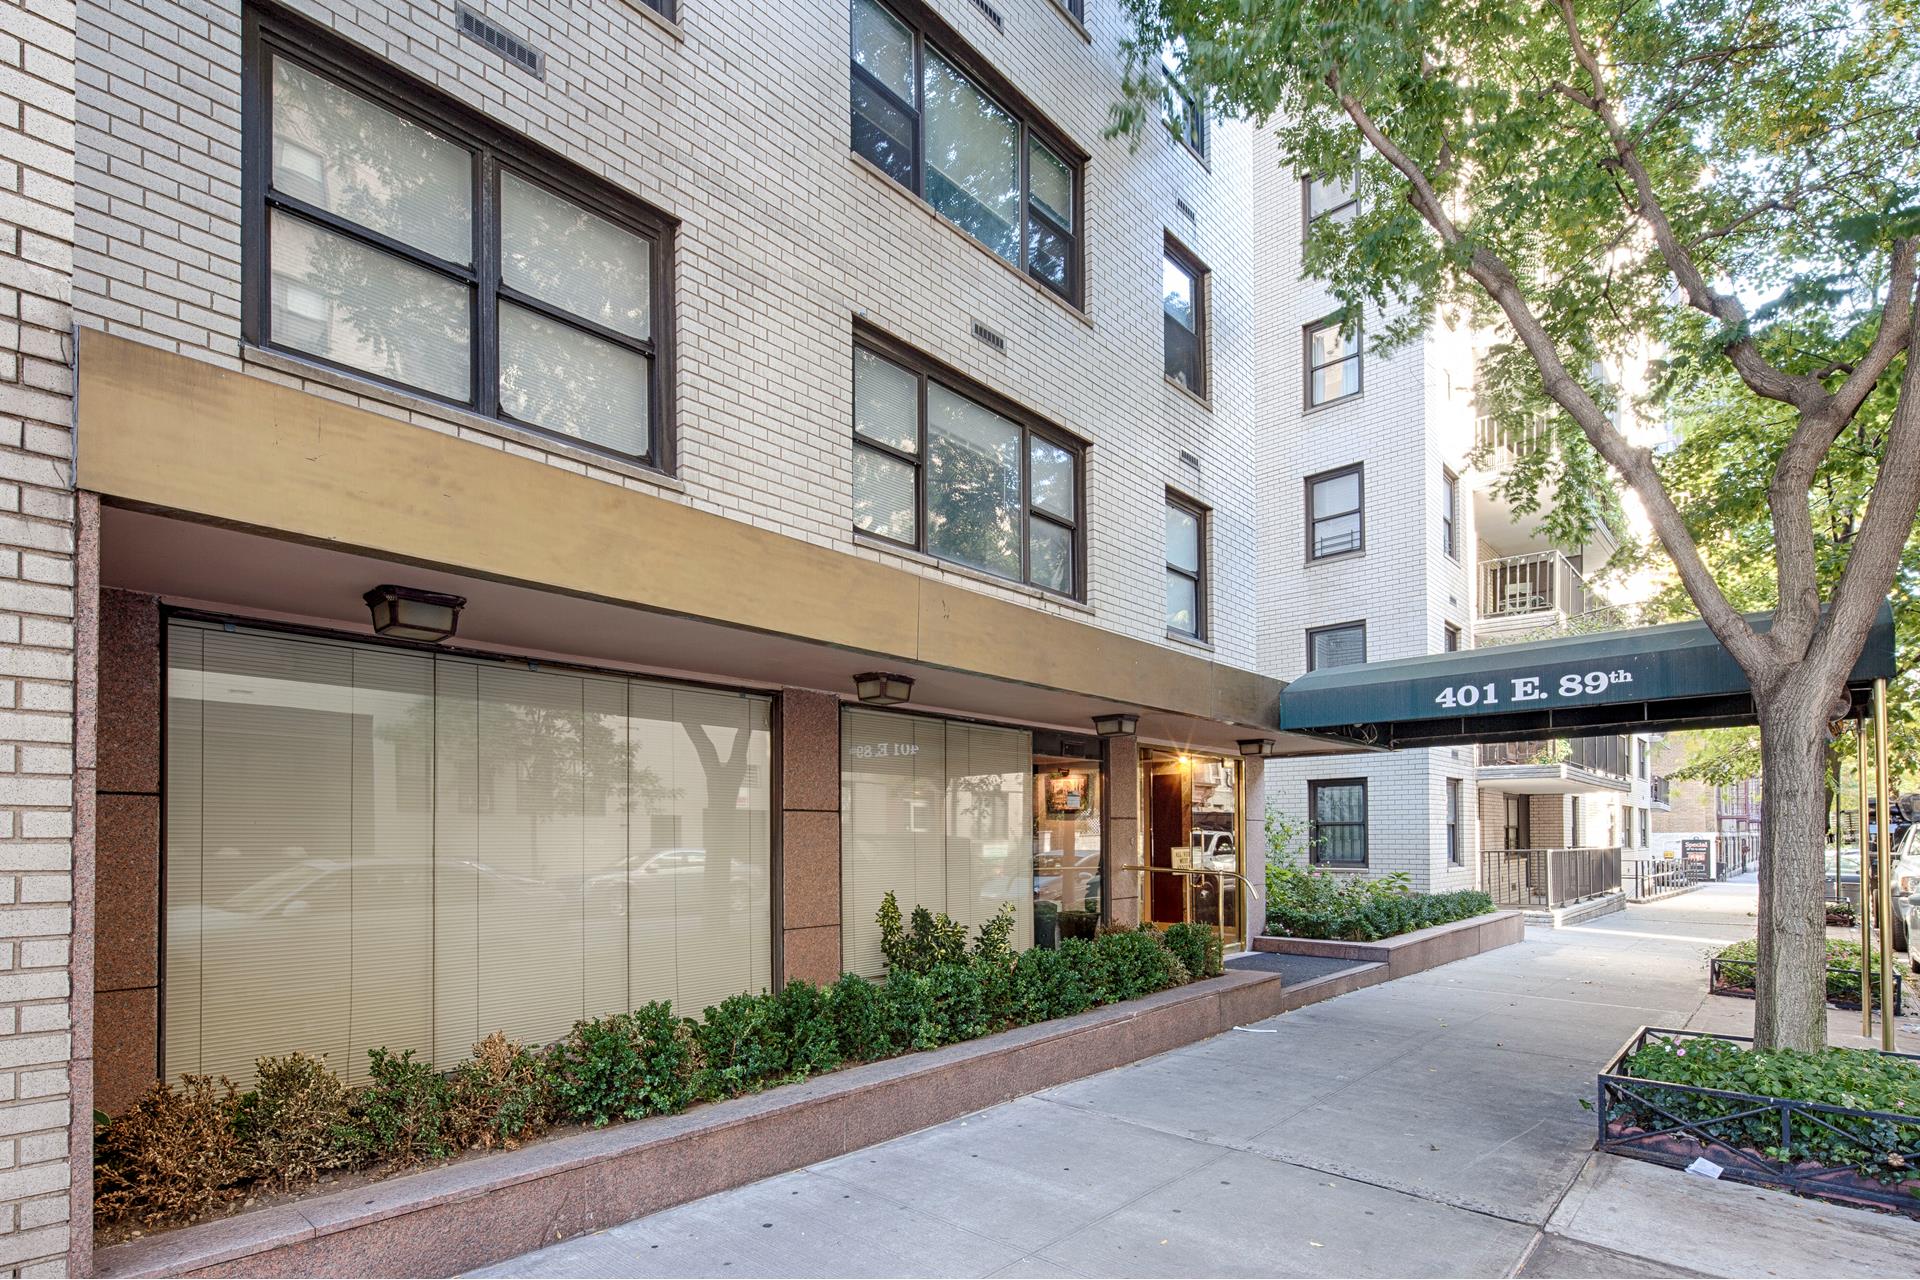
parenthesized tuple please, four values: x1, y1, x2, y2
(1479, 551, 1594, 621)
(1477, 735, 1630, 777)
(1481, 846, 1623, 909)
(1650, 776, 1671, 806)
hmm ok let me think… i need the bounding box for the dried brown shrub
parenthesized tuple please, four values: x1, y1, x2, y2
(94, 1076, 249, 1227)
(232, 1052, 355, 1190)
(447, 1032, 552, 1151)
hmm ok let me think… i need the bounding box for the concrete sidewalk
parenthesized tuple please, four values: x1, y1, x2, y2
(477, 885, 1920, 1279)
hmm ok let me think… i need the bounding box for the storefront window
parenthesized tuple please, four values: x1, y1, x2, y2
(163, 620, 772, 1086)
(840, 708, 1032, 977)
(1033, 750, 1102, 949)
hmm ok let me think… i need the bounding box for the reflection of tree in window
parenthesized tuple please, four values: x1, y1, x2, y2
(927, 387, 1023, 580)
(922, 51, 1021, 264)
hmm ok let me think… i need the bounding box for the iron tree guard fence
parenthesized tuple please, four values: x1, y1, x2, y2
(1708, 956, 1903, 1015)
(1597, 1028, 1920, 1217)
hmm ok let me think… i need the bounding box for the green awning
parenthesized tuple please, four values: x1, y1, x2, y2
(1278, 603, 1898, 749)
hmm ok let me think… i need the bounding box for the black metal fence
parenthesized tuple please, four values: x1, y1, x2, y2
(1481, 846, 1623, 909)
(1708, 956, 1902, 1015)
(1597, 1027, 1920, 1218)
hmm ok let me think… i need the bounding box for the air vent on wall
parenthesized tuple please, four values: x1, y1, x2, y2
(1178, 450, 1201, 470)
(970, 0, 1005, 32)
(1174, 198, 1198, 223)
(456, 4, 545, 79)
(972, 320, 1008, 354)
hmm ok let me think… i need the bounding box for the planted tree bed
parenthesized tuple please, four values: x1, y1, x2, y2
(1597, 1028, 1920, 1218)
(1708, 938, 1901, 1013)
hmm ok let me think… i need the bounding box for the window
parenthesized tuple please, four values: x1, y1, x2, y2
(1444, 623, 1461, 653)
(1446, 778, 1462, 865)
(1304, 171, 1358, 226)
(1306, 316, 1362, 406)
(849, 0, 1081, 302)
(1309, 780, 1368, 866)
(1570, 799, 1584, 847)
(1503, 793, 1530, 850)
(853, 335, 1083, 597)
(1441, 469, 1459, 559)
(1161, 41, 1206, 160)
(1306, 621, 1366, 671)
(162, 619, 773, 1086)
(1636, 739, 1647, 778)
(633, 0, 674, 15)
(1163, 242, 1207, 395)
(1640, 807, 1649, 848)
(249, 18, 670, 466)
(1307, 464, 1363, 559)
(1165, 495, 1206, 640)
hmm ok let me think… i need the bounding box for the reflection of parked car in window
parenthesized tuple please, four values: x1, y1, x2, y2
(1190, 830, 1236, 871)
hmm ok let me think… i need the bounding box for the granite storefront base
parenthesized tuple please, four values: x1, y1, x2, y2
(1251, 909, 1526, 978)
(98, 967, 1307, 1279)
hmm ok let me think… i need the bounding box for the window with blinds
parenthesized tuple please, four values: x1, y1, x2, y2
(163, 621, 771, 1086)
(840, 708, 1032, 978)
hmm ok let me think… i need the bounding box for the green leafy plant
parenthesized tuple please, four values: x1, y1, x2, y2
(827, 971, 891, 1062)
(94, 1075, 250, 1227)
(1714, 938, 1892, 1008)
(1620, 1035, 1920, 1184)
(447, 1032, 551, 1151)
(971, 903, 1017, 967)
(346, 1048, 453, 1165)
(1095, 926, 1187, 1001)
(1265, 849, 1490, 942)
(880, 968, 943, 1052)
(876, 890, 969, 974)
(924, 962, 989, 1043)
(231, 1052, 355, 1189)
(547, 1004, 692, 1127)
(692, 992, 788, 1100)
(1162, 922, 1224, 979)
(769, 979, 842, 1079)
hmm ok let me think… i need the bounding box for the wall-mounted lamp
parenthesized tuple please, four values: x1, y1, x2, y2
(363, 584, 466, 643)
(1238, 738, 1284, 759)
(853, 672, 915, 706)
(1092, 713, 1140, 737)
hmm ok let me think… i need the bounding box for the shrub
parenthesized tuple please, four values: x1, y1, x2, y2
(1827, 900, 1859, 928)
(1714, 937, 1891, 1006)
(769, 979, 842, 1079)
(692, 992, 787, 1100)
(447, 1033, 551, 1151)
(94, 1075, 250, 1227)
(880, 968, 942, 1051)
(1161, 922, 1223, 980)
(1265, 855, 1490, 942)
(1620, 1035, 1920, 1182)
(973, 952, 1017, 1028)
(231, 1052, 354, 1189)
(547, 1003, 693, 1127)
(827, 972, 891, 1062)
(877, 890, 968, 974)
(1096, 927, 1186, 1001)
(971, 903, 1017, 967)
(925, 962, 989, 1043)
(1046, 939, 1100, 1017)
(347, 1048, 453, 1165)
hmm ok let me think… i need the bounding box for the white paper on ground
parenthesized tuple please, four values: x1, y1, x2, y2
(1685, 1157, 1725, 1179)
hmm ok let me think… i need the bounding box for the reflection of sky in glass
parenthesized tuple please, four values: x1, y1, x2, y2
(1163, 257, 1196, 329)
(923, 50, 1020, 264)
(851, 0, 914, 99)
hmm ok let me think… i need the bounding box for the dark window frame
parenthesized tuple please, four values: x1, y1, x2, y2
(1162, 236, 1209, 398)
(1164, 490, 1208, 642)
(1308, 778, 1369, 868)
(1441, 467, 1459, 560)
(1305, 619, 1366, 672)
(634, 0, 675, 18)
(1444, 622, 1461, 653)
(241, 8, 675, 473)
(851, 327, 1087, 600)
(1159, 40, 1208, 163)
(1305, 462, 1364, 561)
(1304, 314, 1363, 409)
(1301, 171, 1358, 231)
(1446, 777, 1463, 866)
(848, 0, 1085, 305)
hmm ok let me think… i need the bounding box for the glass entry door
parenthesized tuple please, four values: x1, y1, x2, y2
(1032, 748, 1102, 948)
(1142, 751, 1241, 944)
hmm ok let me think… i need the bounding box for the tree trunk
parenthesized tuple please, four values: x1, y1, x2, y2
(1751, 680, 1837, 1052)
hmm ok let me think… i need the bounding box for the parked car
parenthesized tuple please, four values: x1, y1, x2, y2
(1892, 824, 1919, 962)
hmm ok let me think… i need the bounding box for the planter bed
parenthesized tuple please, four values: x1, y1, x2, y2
(1708, 955, 1903, 1014)
(1597, 1027, 1920, 1218)
(1252, 908, 1524, 979)
(98, 968, 1306, 1279)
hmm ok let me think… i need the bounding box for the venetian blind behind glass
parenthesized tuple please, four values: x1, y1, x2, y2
(165, 622, 770, 1087)
(840, 709, 1031, 978)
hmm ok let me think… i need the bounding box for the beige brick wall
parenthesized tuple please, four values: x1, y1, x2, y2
(72, 0, 1260, 671)
(0, 0, 78, 1270)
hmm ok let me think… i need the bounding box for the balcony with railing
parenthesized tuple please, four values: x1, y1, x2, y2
(1476, 735, 1633, 794)
(1476, 551, 1596, 641)
(1650, 775, 1671, 809)
(1481, 846, 1623, 910)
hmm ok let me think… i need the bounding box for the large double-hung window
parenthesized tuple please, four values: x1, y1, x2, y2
(849, 0, 1081, 303)
(249, 14, 672, 466)
(853, 336, 1083, 597)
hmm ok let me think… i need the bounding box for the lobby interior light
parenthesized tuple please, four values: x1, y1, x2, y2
(1092, 713, 1139, 737)
(363, 584, 466, 643)
(853, 672, 915, 706)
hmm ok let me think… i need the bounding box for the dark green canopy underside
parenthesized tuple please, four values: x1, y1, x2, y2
(1278, 604, 1897, 750)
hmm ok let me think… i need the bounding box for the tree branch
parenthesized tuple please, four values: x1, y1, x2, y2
(1329, 79, 1766, 671)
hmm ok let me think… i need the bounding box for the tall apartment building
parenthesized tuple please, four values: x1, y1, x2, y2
(0, 1, 1334, 1269)
(1252, 155, 1664, 900)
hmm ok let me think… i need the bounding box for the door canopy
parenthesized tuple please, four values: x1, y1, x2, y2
(1278, 604, 1897, 750)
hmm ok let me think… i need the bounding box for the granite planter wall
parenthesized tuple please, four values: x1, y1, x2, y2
(1251, 909, 1525, 978)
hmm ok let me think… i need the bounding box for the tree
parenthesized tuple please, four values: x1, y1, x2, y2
(1117, 0, 1920, 1050)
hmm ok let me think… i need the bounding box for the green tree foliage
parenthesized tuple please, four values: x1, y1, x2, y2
(1118, 0, 1920, 1051)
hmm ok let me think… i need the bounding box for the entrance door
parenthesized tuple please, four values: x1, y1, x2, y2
(1147, 767, 1188, 925)
(1141, 752, 1242, 943)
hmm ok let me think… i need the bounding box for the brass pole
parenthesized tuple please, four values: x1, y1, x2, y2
(1875, 678, 1896, 1051)
(1859, 717, 1873, 1039)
